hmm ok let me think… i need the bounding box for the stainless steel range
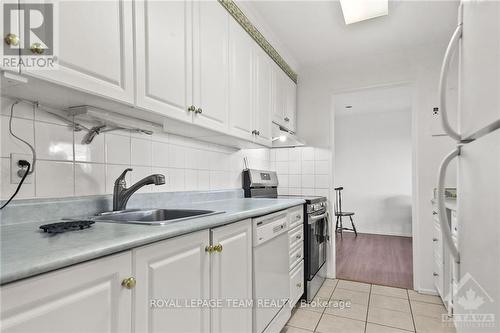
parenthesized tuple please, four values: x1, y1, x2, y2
(243, 168, 329, 303)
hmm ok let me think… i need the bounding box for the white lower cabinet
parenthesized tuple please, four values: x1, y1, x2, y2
(289, 261, 305, 307)
(287, 206, 304, 308)
(211, 219, 253, 333)
(0, 252, 133, 333)
(0, 219, 254, 333)
(133, 230, 211, 333)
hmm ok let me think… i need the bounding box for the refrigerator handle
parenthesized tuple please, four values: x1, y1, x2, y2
(437, 147, 461, 264)
(439, 24, 463, 142)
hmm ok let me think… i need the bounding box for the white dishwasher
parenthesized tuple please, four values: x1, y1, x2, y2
(253, 211, 291, 333)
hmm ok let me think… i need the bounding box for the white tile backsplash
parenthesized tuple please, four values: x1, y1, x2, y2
(0, 97, 270, 201)
(35, 160, 74, 198)
(167, 144, 186, 169)
(301, 174, 314, 188)
(35, 122, 74, 161)
(75, 163, 106, 196)
(131, 138, 152, 166)
(167, 168, 185, 191)
(301, 147, 315, 160)
(271, 146, 332, 200)
(105, 133, 131, 165)
(302, 160, 315, 174)
(74, 128, 105, 163)
(1, 116, 35, 158)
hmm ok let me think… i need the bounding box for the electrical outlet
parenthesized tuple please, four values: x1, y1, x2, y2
(10, 153, 34, 184)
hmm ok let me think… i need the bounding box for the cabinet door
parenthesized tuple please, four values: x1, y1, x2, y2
(23, 0, 134, 104)
(1, 0, 21, 73)
(272, 64, 286, 126)
(211, 219, 252, 333)
(0, 252, 132, 333)
(135, 0, 192, 122)
(254, 47, 273, 146)
(284, 78, 297, 132)
(192, 0, 229, 132)
(228, 19, 254, 141)
(133, 230, 210, 333)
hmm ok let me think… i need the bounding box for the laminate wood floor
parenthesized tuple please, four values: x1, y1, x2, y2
(336, 232, 413, 289)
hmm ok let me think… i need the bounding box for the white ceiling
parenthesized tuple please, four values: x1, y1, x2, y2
(244, 0, 459, 69)
(334, 84, 412, 116)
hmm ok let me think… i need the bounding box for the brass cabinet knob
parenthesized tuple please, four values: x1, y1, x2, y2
(433, 272, 439, 277)
(296, 282, 302, 288)
(187, 105, 196, 112)
(213, 244, 223, 253)
(122, 277, 136, 289)
(432, 238, 438, 242)
(296, 235, 301, 240)
(30, 43, 44, 54)
(284, 117, 290, 122)
(205, 245, 214, 253)
(4, 33, 19, 46)
(432, 211, 438, 215)
(195, 108, 203, 114)
(296, 214, 301, 219)
(252, 130, 257, 135)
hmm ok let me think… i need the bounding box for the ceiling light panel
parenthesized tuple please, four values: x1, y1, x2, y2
(340, 0, 388, 25)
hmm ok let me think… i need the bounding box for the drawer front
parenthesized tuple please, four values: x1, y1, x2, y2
(288, 225, 303, 249)
(288, 206, 304, 229)
(289, 243, 303, 270)
(289, 260, 304, 308)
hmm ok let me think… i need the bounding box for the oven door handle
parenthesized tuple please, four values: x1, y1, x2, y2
(308, 213, 327, 224)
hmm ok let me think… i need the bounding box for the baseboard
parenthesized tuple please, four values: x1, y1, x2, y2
(416, 287, 439, 295)
(343, 230, 412, 238)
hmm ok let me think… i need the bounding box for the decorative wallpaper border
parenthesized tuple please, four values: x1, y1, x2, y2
(218, 0, 298, 84)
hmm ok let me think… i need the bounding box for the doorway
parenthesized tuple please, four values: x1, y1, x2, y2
(332, 83, 414, 289)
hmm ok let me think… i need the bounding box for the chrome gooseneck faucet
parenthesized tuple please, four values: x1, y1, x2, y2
(113, 168, 165, 211)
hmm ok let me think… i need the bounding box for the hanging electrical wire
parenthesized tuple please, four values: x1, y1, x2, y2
(0, 101, 37, 209)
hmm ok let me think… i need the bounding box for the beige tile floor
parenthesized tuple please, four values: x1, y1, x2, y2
(282, 279, 456, 333)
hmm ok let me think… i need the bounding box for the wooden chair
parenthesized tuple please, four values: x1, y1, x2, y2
(334, 187, 358, 236)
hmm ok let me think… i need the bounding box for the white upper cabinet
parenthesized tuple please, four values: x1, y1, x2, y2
(272, 64, 286, 126)
(272, 63, 297, 132)
(254, 47, 273, 145)
(211, 219, 253, 333)
(0, 252, 132, 333)
(229, 19, 255, 141)
(192, 0, 230, 132)
(133, 230, 210, 333)
(23, 0, 135, 104)
(135, 0, 193, 122)
(284, 77, 297, 132)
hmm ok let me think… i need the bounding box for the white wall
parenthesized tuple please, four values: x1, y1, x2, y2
(296, 43, 458, 293)
(0, 97, 270, 200)
(335, 109, 412, 236)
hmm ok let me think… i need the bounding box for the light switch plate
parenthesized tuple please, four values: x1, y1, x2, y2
(10, 153, 34, 184)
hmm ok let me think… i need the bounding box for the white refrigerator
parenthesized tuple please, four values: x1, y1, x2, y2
(437, 1, 500, 332)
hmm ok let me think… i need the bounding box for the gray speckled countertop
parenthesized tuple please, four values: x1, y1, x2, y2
(0, 198, 304, 285)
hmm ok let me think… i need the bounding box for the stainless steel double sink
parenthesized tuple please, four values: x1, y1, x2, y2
(92, 209, 224, 225)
